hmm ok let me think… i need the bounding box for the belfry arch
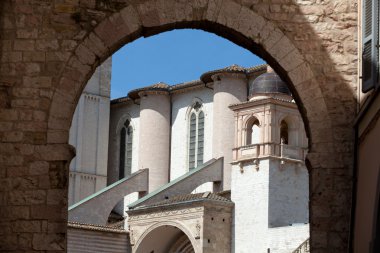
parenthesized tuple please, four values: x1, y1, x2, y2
(0, 0, 358, 252)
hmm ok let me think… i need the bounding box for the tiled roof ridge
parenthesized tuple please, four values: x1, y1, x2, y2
(67, 221, 127, 233)
(200, 63, 267, 83)
(135, 191, 232, 210)
(112, 64, 268, 103)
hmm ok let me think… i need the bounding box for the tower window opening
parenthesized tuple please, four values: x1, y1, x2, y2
(246, 118, 260, 145)
(280, 120, 289, 145)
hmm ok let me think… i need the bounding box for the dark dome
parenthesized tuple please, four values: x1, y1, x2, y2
(249, 72, 291, 97)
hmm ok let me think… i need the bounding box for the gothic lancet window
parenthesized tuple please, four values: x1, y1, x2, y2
(188, 102, 204, 170)
(119, 120, 133, 179)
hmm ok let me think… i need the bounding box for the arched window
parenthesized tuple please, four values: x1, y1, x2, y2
(280, 120, 289, 145)
(246, 117, 260, 145)
(119, 120, 133, 179)
(188, 102, 204, 170)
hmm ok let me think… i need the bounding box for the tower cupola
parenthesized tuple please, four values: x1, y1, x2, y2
(248, 66, 291, 100)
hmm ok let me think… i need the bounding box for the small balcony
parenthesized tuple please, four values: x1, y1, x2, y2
(233, 143, 307, 162)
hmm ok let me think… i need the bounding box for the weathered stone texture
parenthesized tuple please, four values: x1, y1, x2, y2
(0, 0, 357, 252)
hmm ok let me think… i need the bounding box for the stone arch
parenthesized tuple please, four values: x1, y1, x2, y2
(47, 0, 328, 147)
(115, 113, 135, 135)
(185, 97, 204, 120)
(39, 0, 356, 252)
(278, 114, 299, 146)
(134, 221, 199, 253)
(245, 116, 261, 145)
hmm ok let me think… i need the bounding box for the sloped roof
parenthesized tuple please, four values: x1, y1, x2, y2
(133, 191, 232, 211)
(68, 221, 127, 234)
(111, 64, 268, 104)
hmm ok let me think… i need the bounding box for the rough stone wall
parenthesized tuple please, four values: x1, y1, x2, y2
(0, 0, 357, 252)
(202, 205, 232, 253)
(67, 227, 130, 253)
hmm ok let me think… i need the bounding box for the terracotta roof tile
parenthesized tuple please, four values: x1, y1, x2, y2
(67, 221, 127, 234)
(135, 192, 232, 210)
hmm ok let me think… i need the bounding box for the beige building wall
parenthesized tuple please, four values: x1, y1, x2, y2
(212, 74, 247, 190)
(170, 87, 214, 193)
(108, 100, 140, 184)
(138, 92, 171, 192)
(108, 99, 141, 216)
(354, 93, 380, 253)
(67, 225, 130, 253)
(68, 57, 112, 206)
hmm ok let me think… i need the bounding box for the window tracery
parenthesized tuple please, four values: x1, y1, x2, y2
(119, 119, 133, 179)
(188, 102, 204, 170)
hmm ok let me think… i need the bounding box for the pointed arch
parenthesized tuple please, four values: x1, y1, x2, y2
(187, 101, 205, 170)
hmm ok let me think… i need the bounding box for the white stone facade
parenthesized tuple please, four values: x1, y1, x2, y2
(68, 57, 111, 206)
(68, 64, 310, 252)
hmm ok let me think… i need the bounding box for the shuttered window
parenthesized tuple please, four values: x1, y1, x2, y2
(362, 0, 379, 92)
(188, 103, 205, 170)
(119, 120, 133, 179)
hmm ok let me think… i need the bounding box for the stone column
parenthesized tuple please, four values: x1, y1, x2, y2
(212, 73, 247, 190)
(138, 90, 171, 192)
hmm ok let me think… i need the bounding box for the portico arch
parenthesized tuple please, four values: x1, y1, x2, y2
(134, 221, 199, 253)
(46, 2, 354, 251)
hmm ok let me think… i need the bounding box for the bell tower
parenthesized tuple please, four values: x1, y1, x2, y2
(230, 67, 310, 253)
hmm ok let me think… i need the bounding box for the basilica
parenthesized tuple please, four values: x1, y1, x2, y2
(67, 60, 309, 253)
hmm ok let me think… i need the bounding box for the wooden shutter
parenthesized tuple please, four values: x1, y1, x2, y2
(362, 0, 379, 92)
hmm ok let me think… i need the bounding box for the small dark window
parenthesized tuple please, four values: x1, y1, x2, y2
(280, 120, 289, 145)
(119, 120, 133, 179)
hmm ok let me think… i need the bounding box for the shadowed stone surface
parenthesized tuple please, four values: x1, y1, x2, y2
(69, 169, 148, 225)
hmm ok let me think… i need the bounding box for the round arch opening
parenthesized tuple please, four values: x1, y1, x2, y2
(54, 2, 357, 253)
(135, 225, 195, 253)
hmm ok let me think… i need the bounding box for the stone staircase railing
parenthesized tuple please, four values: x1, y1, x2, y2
(292, 238, 310, 253)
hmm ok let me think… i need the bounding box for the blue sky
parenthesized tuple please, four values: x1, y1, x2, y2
(110, 29, 265, 99)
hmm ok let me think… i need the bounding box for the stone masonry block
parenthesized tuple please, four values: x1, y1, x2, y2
(136, 1, 161, 28)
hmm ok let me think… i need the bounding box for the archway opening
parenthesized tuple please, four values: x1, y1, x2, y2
(280, 120, 289, 145)
(67, 27, 310, 253)
(136, 225, 195, 253)
(246, 117, 260, 145)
